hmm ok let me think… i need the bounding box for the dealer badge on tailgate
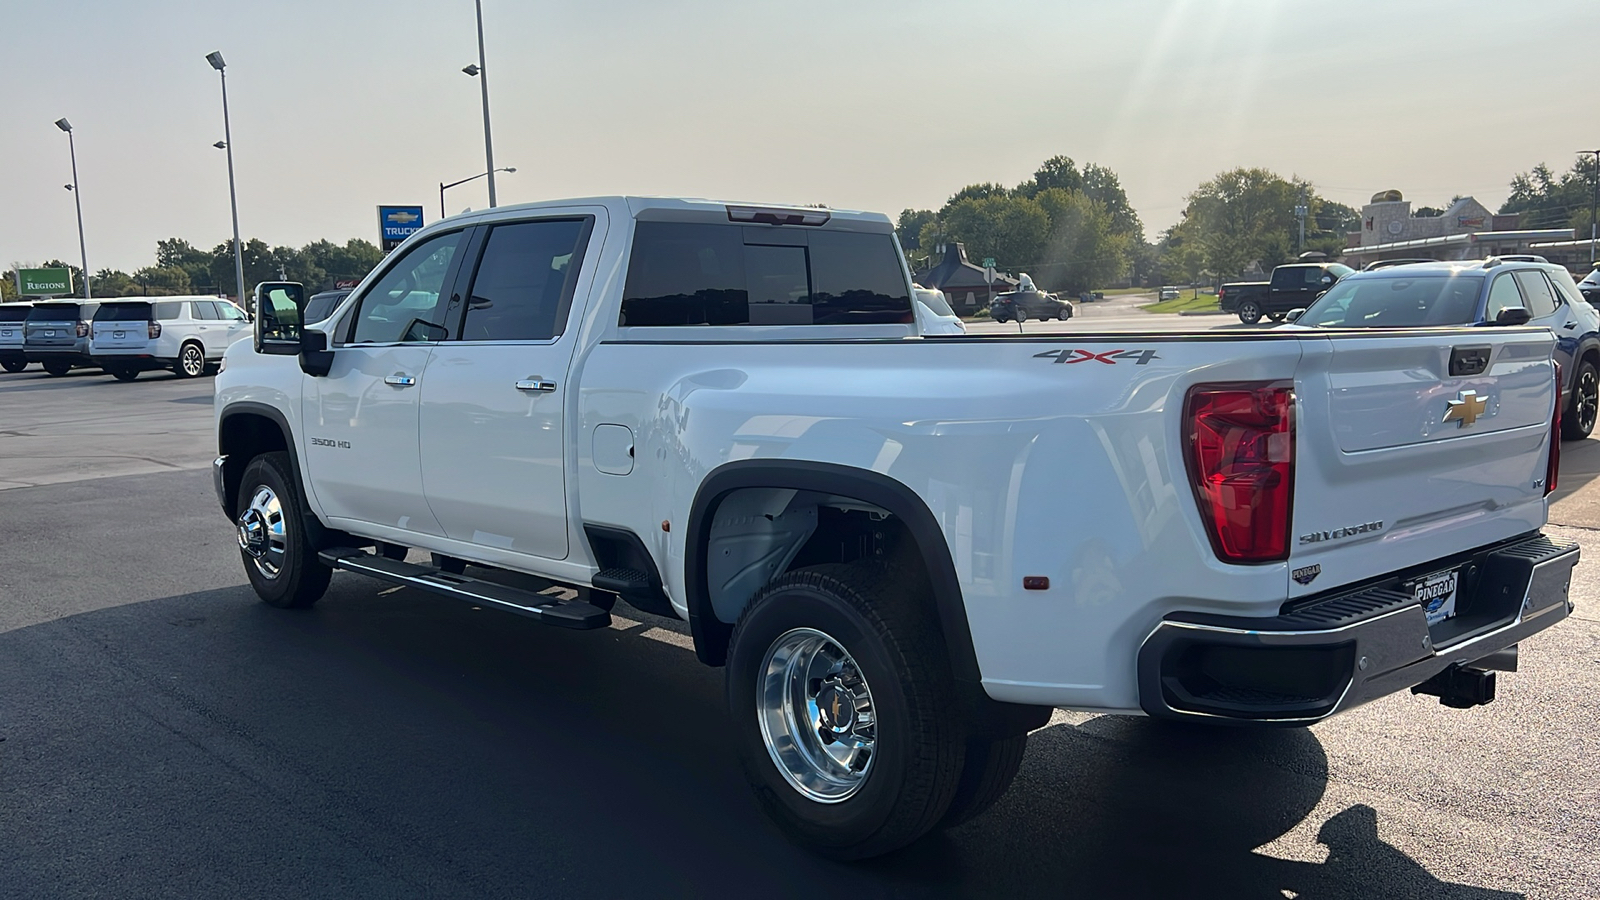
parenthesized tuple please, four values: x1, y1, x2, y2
(1414, 569, 1461, 626)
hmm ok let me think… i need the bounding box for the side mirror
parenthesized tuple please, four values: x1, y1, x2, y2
(1495, 306, 1532, 326)
(1286, 308, 1305, 323)
(1321, 275, 1334, 285)
(253, 282, 306, 355)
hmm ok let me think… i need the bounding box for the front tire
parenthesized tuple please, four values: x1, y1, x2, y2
(236, 451, 331, 609)
(1238, 301, 1263, 325)
(1564, 359, 1598, 441)
(726, 562, 965, 860)
(940, 733, 1028, 828)
(176, 342, 206, 378)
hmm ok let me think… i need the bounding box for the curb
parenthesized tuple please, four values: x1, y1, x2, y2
(1177, 309, 1229, 316)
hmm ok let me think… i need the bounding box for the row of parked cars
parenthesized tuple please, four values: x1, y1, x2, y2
(0, 289, 354, 381)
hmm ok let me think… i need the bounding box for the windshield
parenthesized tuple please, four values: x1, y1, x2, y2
(1582, 269, 1600, 287)
(1299, 274, 1485, 327)
(915, 289, 955, 318)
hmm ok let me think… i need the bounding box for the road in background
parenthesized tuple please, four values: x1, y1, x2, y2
(964, 291, 1243, 335)
(2, 317, 1598, 898)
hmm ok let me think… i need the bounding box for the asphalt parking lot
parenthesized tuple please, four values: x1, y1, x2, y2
(2, 335, 1598, 899)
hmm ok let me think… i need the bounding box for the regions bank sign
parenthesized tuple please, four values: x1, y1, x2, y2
(378, 205, 425, 252)
(17, 267, 74, 297)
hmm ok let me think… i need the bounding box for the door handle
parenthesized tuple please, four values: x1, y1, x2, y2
(384, 374, 417, 387)
(515, 379, 557, 393)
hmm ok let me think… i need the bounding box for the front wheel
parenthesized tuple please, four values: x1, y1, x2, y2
(175, 342, 206, 378)
(1237, 300, 1263, 325)
(1564, 359, 1598, 441)
(726, 563, 965, 859)
(1058, 308, 1071, 320)
(236, 451, 332, 608)
(0, 360, 25, 374)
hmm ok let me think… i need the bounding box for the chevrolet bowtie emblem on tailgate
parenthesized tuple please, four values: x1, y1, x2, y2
(1443, 390, 1488, 427)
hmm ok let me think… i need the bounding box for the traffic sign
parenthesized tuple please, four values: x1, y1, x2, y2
(16, 267, 73, 297)
(982, 257, 996, 267)
(378, 205, 426, 252)
(984, 266, 996, 284)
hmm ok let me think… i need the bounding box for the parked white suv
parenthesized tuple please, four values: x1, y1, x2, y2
(90, 297, 251, 380)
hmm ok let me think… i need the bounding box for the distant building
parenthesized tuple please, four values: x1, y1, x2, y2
(915, 242, 1017, 312)
(1342, 191, 1572, 268)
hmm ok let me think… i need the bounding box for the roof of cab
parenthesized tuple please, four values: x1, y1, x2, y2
(435, 196, 892, 228)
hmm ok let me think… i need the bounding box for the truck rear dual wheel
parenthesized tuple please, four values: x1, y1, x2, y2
(236, 451, 332, 609)
(727, 562, 1028, 858)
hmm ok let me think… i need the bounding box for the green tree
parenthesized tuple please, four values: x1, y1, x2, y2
(1080, 163, 1143, 242)
(209, 239, 277, 300)
(1174, 168, 1309, 278)
(1502, 155, 1600, 234)
(941, 182, 1010, 215)
(92, 268, 138, 297)
(940, 193, 1051, 274)
(896, 209, 937, 251)
(1018, 155, 1083, 197)
(1032, 189, 1128, 294)
(133, 265, 192, 295)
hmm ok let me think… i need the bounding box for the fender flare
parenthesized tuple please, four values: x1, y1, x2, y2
(217, 401, 304, 514)
(684, 459, 981, 686)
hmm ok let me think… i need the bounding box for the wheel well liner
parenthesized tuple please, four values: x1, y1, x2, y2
(217, 402, 296, 515)
(685, 459, 981, 685)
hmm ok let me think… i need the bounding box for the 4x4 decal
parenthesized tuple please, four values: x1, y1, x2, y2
(1033, 348, 1161, 366)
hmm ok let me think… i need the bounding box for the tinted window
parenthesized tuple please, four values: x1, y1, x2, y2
(154, 302, 183, 320)
(94, 303, 153, 321)
(0, 305, 29, 323)
(460, 219, 589, 341)
(1301, 275, 1484, 327)
(350, 231, 463, 343)
(303, 292, 348, 324)
(1269, 268, 1301, 290)
(191, 300, 221, 320)
(1485, 274, 1526, 320)
(915, 288, 955, 317)
(620, 222, 911, 327)
(1511, 270, 1558, 318)
(27, 304, 80, 321)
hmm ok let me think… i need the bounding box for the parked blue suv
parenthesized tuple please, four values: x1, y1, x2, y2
(1287, 258, 1600, 440)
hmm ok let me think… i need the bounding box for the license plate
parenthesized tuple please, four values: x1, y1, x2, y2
(1415, 569, 1460, 626)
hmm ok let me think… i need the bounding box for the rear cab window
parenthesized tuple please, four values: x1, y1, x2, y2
(619, 208, 912, 332)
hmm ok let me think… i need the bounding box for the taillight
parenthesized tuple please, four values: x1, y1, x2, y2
(1184, 382, 1296, 563)
(148, 322, 162, 339)
(1547, 365, 1561, 496)
(76, 321, 89, 338)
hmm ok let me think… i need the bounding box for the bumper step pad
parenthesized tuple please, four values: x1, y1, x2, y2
(319, 548, 611, 630)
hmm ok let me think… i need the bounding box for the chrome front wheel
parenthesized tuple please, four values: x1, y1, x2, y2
(237, 484, 288, 579)
(758, 627, 878, 803)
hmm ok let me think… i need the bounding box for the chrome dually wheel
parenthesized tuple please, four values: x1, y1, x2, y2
(758, 627, 878, 803)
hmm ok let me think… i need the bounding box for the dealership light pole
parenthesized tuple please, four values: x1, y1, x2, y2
(440, 167, 515, 219)
(462, 0, 499, 208)
(208, 51, 247, 306)
(1583, 149, 1600, 265)
(54, 118, 90, 299)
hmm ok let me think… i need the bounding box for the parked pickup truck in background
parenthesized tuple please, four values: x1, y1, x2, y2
(213, 196, 1578, 859)
(1220, 262, 1354, 324)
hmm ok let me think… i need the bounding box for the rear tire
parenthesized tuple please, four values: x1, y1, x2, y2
(42, 361, 71, 377)
(1564, 359, 1598, 441)
(0, 360, 25, 374)
(1268, 312, 1286, 323)
(236, 451, 332, 609)
(109, 367, 139, 382)
(726, 562, 965, 860)
(939, 733, 1029, 828)
(175, 342, 205, 378)
(1238, 300, 1263, 325)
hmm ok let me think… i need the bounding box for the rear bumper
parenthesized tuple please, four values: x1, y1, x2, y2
(90, 354, 167, 371)
(1136, 532, 1578, 724)
(24, 348, 88, 363)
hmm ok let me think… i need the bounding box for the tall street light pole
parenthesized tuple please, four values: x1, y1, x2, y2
(208, 51, 247, 306)
(54, 118, 91, 299)
(1582, 149, 1600, 266)
(440, 167, 515, 219)
(463, 0, 498, 208)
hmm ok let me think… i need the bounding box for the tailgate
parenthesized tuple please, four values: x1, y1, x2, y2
(25, 316, 79, 350)
(91, 321, 151, 353)
(1289, 328, 1555, 598)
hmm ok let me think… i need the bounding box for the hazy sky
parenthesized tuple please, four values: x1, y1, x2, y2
(4, 0, 1597, 274)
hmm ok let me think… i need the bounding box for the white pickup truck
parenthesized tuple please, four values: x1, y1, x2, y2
(214, 196, 1579, 859)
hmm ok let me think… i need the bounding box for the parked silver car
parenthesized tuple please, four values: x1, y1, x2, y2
(0, 301, 32, 372)
(25, 300, 100, 376)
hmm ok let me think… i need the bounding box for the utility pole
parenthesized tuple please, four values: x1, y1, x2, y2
(1294, 188, 1309, 257)
(1583, 149, 1600, 266)
(208, 52, 246, 306)
(54, 119, 90, 299)
(465, 0, 498, 208)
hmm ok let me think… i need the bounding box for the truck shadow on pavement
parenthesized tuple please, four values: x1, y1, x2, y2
(0, 581, 1522, 900)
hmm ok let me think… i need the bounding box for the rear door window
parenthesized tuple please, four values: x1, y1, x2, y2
(192, 301, 221, 320)
(1511, 270, 1558, 318)
(620, 222, 910, 326)
(154, 302, 183, 320)
(458, 218, 591, 341)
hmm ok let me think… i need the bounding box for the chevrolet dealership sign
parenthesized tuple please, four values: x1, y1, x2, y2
(17, 267, 74, 297)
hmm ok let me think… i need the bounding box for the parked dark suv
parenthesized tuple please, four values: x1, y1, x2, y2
(1287, 258, 1600, 439)
(1578, 266, 1599, 306)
